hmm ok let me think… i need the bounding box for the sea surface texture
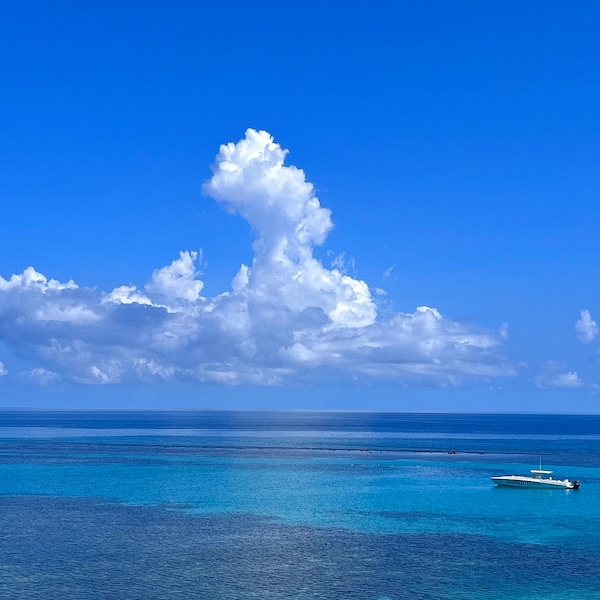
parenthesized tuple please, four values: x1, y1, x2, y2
(1, 411, 599, 599)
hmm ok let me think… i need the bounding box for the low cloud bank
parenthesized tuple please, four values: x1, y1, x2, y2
(0, 129, 512, 387)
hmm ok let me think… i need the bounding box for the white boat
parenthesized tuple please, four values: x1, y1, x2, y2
(491, 469, 580, 489)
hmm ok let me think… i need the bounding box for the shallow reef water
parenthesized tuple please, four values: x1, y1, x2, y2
(1, 411, 599, 599)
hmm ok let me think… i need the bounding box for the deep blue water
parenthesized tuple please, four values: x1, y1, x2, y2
(1, 411, 600, 599)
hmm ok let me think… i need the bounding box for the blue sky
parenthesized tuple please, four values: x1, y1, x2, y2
(1, 1, 599, 411)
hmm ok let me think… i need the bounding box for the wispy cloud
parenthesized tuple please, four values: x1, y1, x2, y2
(0, 129, 512, 387)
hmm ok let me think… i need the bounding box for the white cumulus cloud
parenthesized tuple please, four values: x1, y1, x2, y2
(576, 309, 598, 344)
(0, 129, 512, 389)
(552, 371, 583, 389)
(0, 266, 77, 292)
(145, 250, 205, 306)
(535, 362, 584, 390)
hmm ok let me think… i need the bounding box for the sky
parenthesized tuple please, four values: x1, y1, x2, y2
(1, 1, 599, 411)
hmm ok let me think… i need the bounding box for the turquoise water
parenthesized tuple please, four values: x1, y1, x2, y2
(1, 411, 600, 599)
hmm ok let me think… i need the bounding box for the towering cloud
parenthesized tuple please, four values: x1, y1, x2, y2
(0, 129, 511, 389)
(204, 129, 376, 329)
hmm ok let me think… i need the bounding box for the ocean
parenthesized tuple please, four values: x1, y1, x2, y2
(1, 411, 599, 599)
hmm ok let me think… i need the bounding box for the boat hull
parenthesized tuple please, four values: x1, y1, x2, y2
(491, 476, 576, 489)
